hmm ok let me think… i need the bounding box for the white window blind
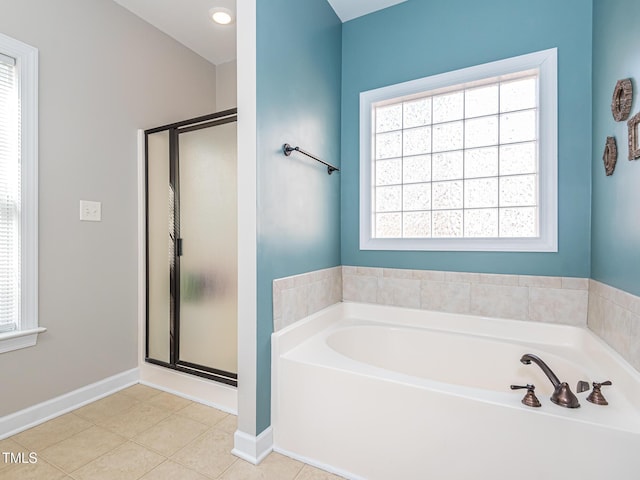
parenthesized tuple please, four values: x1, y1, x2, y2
(0, 52, 19, 334)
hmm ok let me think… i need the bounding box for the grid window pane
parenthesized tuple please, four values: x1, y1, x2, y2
(499, 207, 537, 237)
(432, 150, 463, 181)
(403, 97, 431, 128)
(375, 158, 402, 186)
(433, 210, 463, 237)
(500, 77, 536, 113)
(465, 147, 498, 178)
(464, 178, 498, 209)
(376, 104, 403, 133)
(465, 115, 498, 148)
(500, 174, 537, 207)
(376, 213, 402, 238)
(376, 130, 402, 159)
(370, 68, 540, 240)
(403, 154, 431, 183)
(465, 208, 499, 237)
(403, 211, 432, 238)
(500, 110, 536, 144)
(500, 142, 537, 176)
(465, 84, 499, 118)
(433, 121, 463, 152)
(375, 185, 402, 212)
(433, 92, 464, 123)
(403, 126, 431, 156)
(432, 181, 463, 210)
(403, 183, 431, 211)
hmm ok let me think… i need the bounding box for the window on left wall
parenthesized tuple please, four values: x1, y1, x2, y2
(0, 32, 41, 354)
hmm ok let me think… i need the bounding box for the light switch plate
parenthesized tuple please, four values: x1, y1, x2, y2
(80, 200, 101, 222)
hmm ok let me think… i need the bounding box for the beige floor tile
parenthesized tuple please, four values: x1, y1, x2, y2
(39, 426, 126, 473)
(294, 464, 345, 480)
(133, 414, 209, 457)
(139, 460, 210, 480)
(0, 438, 27, 471)
(145, 392, 193, 412)
(0, 457, 67, 480)
(12, 414, 92, 451)
(96, 402, 172, 439)
(73, 393, 140, 424)
(172, 427, 236, 478)
(175, 402, 229, 427)
(213, 413, 237, 434)
(71, 441, 164, 480)
(119, 384, 163, 402)
(219, 452, 304, 480)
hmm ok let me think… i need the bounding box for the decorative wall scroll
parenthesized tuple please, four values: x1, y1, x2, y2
(612, 78, 633, 121)
(603, 136, 617, 175)
(627, 112, 640, 160)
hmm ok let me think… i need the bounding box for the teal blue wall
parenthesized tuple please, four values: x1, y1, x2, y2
(340, 0, 593, 277)
(592, 0, 640, 297)
(255, 0, 342, 432)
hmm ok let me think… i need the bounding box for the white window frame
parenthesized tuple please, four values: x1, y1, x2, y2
(359, 48, 557, 252)
(0, 32, 42, 354)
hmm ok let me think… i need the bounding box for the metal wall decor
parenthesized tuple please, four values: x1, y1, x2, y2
(627, 111, 640, 160)
(603, 136, 617, 176)
(611, 78, 633, 121)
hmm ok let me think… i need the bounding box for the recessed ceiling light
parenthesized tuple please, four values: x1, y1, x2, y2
(210, 7, 234, 25)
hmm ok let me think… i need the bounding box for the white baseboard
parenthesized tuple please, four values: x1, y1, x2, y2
(0, 368, 139, 440)
(138, 362, 237, 414)
(232, 427, 273, 464)
(273, 445, 364, 480)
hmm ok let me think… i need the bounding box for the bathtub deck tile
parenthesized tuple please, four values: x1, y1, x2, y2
(469, 283, 529, 320)
(528, 287, 588, 326)
(420, 281, 471, 314)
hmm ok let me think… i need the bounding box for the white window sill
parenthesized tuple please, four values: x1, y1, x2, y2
(0, 327, 46, 354)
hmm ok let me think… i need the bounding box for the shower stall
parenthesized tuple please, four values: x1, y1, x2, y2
(145, 109, 237, 386)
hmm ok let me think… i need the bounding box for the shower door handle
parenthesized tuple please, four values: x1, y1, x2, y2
(176, 238, 183, 256)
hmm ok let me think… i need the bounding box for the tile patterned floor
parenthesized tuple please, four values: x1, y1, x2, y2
(0, 385, 344, 480)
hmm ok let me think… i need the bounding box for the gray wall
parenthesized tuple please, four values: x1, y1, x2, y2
(0, 0, 217, 417)
(216, 60, 237, 111)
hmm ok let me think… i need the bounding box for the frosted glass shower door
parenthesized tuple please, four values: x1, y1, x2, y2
(146, 130, 171, 364)
(177, 120, 238, 375)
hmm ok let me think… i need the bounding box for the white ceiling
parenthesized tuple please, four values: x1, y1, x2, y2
(113, 0, 237, 65)
(112, 0, 407, 65)
(327, 0, 407, 22)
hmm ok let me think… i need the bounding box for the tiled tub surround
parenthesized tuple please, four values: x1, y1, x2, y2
(272, 267, 342, 332)
(272, 266, 589, 331)
(343, 266, 589, 326)
(588, 280, 640, 372)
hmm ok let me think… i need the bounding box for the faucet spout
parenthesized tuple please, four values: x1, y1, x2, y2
(520, 353, 561, 388)
(520, 353, 580, 408)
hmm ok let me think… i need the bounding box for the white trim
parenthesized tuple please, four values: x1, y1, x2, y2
(232, 426, 273, 465)
(0, 368, 139, 440)
(273, 446, 365, 480)
(236, 0, 258, 439)
(138, 362, 237, 414)
(139, 378, 236, 415)
(0, 327, 46, 354)
(359, 48, 558, 252)
(0, 32, 40, 353)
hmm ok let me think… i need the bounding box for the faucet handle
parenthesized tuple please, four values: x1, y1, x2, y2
(510, 384, 542, 408)
(577, 380, 590, 393)
(587, 381, 612, 406)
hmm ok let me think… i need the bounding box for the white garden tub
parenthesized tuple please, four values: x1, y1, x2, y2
(271, 302, 640, 480)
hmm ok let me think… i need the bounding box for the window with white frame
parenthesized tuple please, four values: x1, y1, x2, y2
(0, 32, 41, 354)
(359, 48, 557, 252)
